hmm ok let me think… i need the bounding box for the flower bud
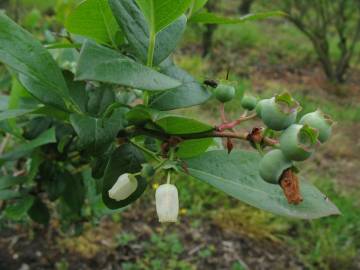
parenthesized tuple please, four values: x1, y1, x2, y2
(108, 173, 138, 201)
(155, 184, 179, 223)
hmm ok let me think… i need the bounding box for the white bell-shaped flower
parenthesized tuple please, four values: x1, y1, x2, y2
(155, 184, 179, 223)
(108, 173, 137, 201)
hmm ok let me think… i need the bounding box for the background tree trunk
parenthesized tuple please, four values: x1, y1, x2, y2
(239, 0, 255, 15)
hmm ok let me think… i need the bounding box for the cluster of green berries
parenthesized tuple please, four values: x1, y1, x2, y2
(256, 93, 333, 184)
(213, 84, 333, 185)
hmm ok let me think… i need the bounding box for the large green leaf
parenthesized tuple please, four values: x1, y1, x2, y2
(109, 0, 187, 65)
(70, 107, 128, 155)
(102, 143, 147, 209)
(185, 150, 340, 219)
(135, 0, 191, 33)
(176, 138, 213, 158)
(149, 59, 211, 110)
(190, 11, 285, 24)
(0, 128, 57, 162)
(0, 14, 75, 111)
(65, 0, 120, 46)
(75, 41, 181, 91)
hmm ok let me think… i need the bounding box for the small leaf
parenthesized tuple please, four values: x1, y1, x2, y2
(155, 115, 213, 135)
(0, 190, 22, 200)
(28, 198, 50, 225)
(190, 11, 285, 24)
(0, 128, 57, 162)
(102, 143, 147, 209)
(109, 0, 187, 65)
(127, 106, 213, 135)
(176, 138, 213, 158)
(5, 196, 34, 220)
(65, 0, 121, 46)
(61, 172, 85, 214)
(185, 150, 340, 219)
(75, 41, 181, 91)
(0, 109, 36, 122)
(150, 59, 211, 110)
(0, 176, 27, 190)
(70, 107, 128, 155)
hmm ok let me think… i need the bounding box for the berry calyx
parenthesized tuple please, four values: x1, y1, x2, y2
(299, 110, 333, 143)
(280, 124, 319, 161)
(214, 83, 235, 103)
(260, 93, 300, 131)
(259, 149, 293, 184)
(241, 94, 258, 110)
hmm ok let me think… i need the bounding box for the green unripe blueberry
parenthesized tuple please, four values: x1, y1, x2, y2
(299, 110, 333, 143)
(260, 93, 300, 131)
(214, 84, 235, 103)
(141, 163, 155, 178)
(241, 94, 258, 110)
(255, 99, 269, 117)
(259, 149, 293, 184)
(280, 124, 319, 161)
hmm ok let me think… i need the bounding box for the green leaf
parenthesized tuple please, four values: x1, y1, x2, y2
(102, 143, 147, 209)
(5, 196, 34, 220)
(0, 190, 22, 200)
(0, 128, 57, 162)
(75, 41, 181, 91)
(0, 14, 75, 111)
(0, 176, 27, 190)
(0, 109, 36, 121)
(190, 11, 285, 24)
(185, 150, 340, 219)
(176, 138, 213, 158)
(189, 0, 208, 16)
(109, 0, 187, 65)
(70, 107, 128, 155)
(61, 172, 85, 214)
(150, 59, 211, 110)
(136, 0, 191, 33)
(65, 0, 120, 46)
(28, 198, 50, 225)
(155, 115, 213, 135)
(127, 106, 213, 135)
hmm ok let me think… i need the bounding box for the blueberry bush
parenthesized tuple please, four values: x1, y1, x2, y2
(0, 0, 340, 226)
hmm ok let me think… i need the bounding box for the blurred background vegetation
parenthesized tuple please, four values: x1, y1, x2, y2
(0, 0, 359, 269)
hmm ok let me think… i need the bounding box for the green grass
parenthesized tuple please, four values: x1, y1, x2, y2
(287, 179, 360, 270)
